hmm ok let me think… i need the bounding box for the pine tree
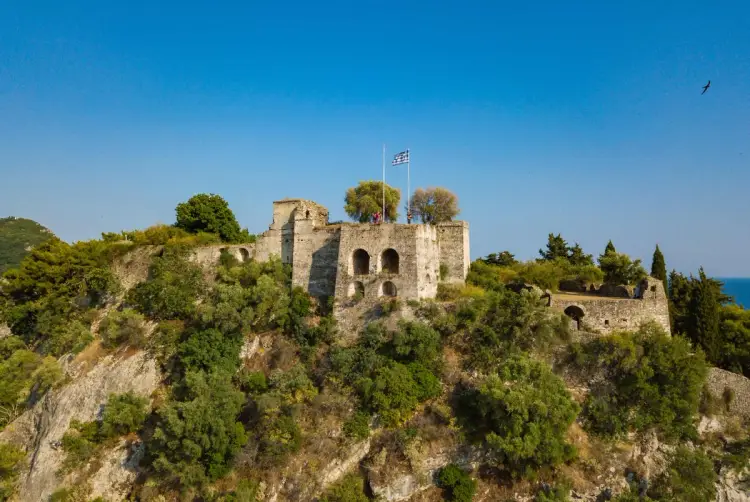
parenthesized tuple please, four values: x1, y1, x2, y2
(539, 234, 569, 261)
(605, 240, 616, 254)
(687, 268, 721, 364)
(568, 243, 594, 266)
(651, 245, 667, 291)
(668, 270, 691, 335)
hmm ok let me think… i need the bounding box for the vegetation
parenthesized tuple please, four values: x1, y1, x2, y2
(436, 464, 476, 502)
(319, 473, 369, 502)
(597, 245, 647, 285)
(650, 244, 667, 291)
(344, 180, 401, 223)
(455, 354, 579, 478)
(571, 323, 707, 439)
(648, 447, 717, 501)
(174, 193, 253, 243)
(538, 234, 593, 266)
(98, 308, 147, 348)
(0, 217, 53, 275)
(408, 187, 460, 224)
(0, 442, 25, 501)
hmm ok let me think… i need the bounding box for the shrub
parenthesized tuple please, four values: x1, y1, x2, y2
(61, 419, 100, 469)
(176, 328, 243, 375)
(439, 263, 449, 281)
(343, 411, 371, 440)
(99, 309, 147, 348)
(648, 446, 716, 502)
(436, 464, 476, 502)
(0, 442, 25, 501)
(455, 354, 579, 478)
(175, 194, 245, 243)
(257, 413, 302, 467)
(535, 483, 571, 502)
(99, 392, 149, 438)
(573, 323, 708, 439)
(319, 472, 369, 502)
(149, 370, 248, 487)
(236, 370, 268, 395)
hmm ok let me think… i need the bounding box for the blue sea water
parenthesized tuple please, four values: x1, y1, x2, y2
(719, 278, 750, 309)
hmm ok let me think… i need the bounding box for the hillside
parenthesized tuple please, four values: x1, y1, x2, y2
(0, 217, 54, 274)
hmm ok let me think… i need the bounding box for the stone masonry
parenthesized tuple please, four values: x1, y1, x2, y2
(193, 198, 471, 302)
(550, 276, 671, 335)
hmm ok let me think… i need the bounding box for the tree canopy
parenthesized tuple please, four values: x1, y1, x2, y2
(344, 181, 400, 223)
(174, 194, 250, 243)
(538, 234, 594, 267)
(408, 187, 460, 224)
(0, 217, 53, 275)
(651, 245, 667, 291)
(598, 246, 646, 285)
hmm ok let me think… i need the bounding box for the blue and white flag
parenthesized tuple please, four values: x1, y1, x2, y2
(392, 150, 409, 166)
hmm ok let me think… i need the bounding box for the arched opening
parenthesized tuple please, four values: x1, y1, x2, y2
(564, 305, 585, 331)
(305, 210, 310, 219)
(381, 281, 397, 297)
(352, 249, 370, 275)
(348, 281, 365, 298)
(381, 248, 400, 274)
(239, 248, 250, 262)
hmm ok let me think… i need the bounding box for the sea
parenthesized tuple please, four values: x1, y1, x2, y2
(719, 278, 750, 309)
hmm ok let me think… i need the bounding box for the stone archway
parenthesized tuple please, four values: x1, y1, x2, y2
(381, 248, 400, 274)
(564, 305, 585, 331)
(239, 248, 250, 262)
(380, 281, 397, 297)
(352, 249, 370, 275)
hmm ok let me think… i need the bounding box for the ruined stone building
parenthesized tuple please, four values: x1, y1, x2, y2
(195, 198, 471, 301)
(550, 276, 671, 334)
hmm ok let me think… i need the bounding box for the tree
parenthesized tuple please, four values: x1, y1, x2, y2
(344, 181, 400, 223)
(175, 194, 244, 243)
(481, 251, 517, 267)
(669, 270, 691, 335)
(539, 234, 569, 261)
(598, 251, 647, 285)
(604, 240, 616, 254)
(650, 245, 667, 290)
(0, 217, 53, 275)
(686, 268, 721, 363)
(568, 243, 594, 266)
(408, 187, 460, 224)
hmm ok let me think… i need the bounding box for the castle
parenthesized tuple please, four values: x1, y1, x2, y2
(192, 198, 670, 335)
(195, 198, 470, 301)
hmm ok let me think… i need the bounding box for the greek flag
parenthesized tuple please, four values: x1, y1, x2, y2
(392, 150, 409, 166)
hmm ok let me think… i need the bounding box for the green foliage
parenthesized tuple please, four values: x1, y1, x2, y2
(235, 370, 268, 395)
(319, 473, 369, 502)
(221, 479, 261, 501)
(572, 323, 707, 439)
(175, 193, 246, 243)
(455, 354, 579, 478)
(534, 483, 571, 502)
(538, 234, 593, 267)
(176, 328, 243, 375)
(650, 245, 667, 291)
(127, 246, 206, 321)
(149, 370, 248, 487)
(99, 392, 149, 438)
(0, 349, 62, 427)
(467, 257, 603, 293)
(101, 224, 222, 246)
(1, 238, 119, 354)
(598, 250, 647, 285)
(0, 217, 53, 275)
(719, 304, 750, 377)
(98, 308, 147, 348)
(648, 447, 716, 502)
(61, 419, 100, 469)
(686, 268, 721, 363)
(48, 485, 93, 502)
(604, 240, 616, 254)
(439, 263, 450, 280)
(0, 442, 25, 502)
(0, 337, 25, 359)
(344, 180, 401, 223)
(328, 321, 443, 427)
(409, 187, 460, 224)
(480, 251, 517, 267)
(343, 411, 370, 440)
(436, 464, 476, 502)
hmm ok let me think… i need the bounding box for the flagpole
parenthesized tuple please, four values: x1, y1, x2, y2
(382, 144, 386, 222)
(407, 149, 410, 224)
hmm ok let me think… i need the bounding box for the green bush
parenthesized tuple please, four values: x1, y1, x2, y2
(99, 309, 147, 348)
(148, 370, 248, 487)
(534, 483, 571, 502)
(61, 419, 100, 469)
(236, 370, 268, 395)
(319, 472, 369, 502)
(648, 446, 716, 502)
(455, 354, 579, 478)
(0, 349, 62, 427)
(0, 442, 25, 501)
(572, 323, 708, 439)
(127, 246, 206, 321)
(176, 328, 243, 375)
(99, 392, 149, 438)
(175, 193, 245, 243)
(343, 411, 370, 440)
(436, 464, 476, 502)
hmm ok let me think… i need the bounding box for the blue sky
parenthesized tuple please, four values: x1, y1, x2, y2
(1, 1, 749, 276)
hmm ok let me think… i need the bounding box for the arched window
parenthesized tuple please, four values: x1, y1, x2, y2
(352, 249, 370, 275)
(348, 281, 365, 298)
(239, 248, 250, 262)
(564, 305, 585, 331)
(381, 248, 399, 274)
(381, 281, 397, 297)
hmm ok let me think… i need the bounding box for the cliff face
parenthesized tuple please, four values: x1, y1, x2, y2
(0, 348, 160, 502)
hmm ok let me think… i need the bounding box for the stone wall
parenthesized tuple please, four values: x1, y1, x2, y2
(705, 367, 750, 420)
(292, 222, 340, 298)
(436, 221, 470, 283)
(415, 224, 440, 298)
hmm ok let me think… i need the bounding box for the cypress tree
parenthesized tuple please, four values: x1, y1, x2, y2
(539, 233, 569, 261)
(604, 240, 616, 254)
(651, 244, 668, 290)
(686, 268, 721, 364)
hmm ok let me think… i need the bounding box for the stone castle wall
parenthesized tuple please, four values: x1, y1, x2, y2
(550, 277, 671, 335)
(705, 367, 750, 419)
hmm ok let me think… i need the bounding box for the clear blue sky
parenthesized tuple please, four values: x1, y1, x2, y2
(1, 1, 749, 276)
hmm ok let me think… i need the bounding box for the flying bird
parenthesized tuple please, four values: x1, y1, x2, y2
(701, 80, 711, 95)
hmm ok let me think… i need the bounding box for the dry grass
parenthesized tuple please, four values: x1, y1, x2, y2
(552, 292, 630, 302)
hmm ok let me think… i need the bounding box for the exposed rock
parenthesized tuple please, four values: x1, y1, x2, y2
(319, 438, 372, 488)
(0, 350, 161, 502)
(0, 323, 10, 339)
(88, 439, 145, 501)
